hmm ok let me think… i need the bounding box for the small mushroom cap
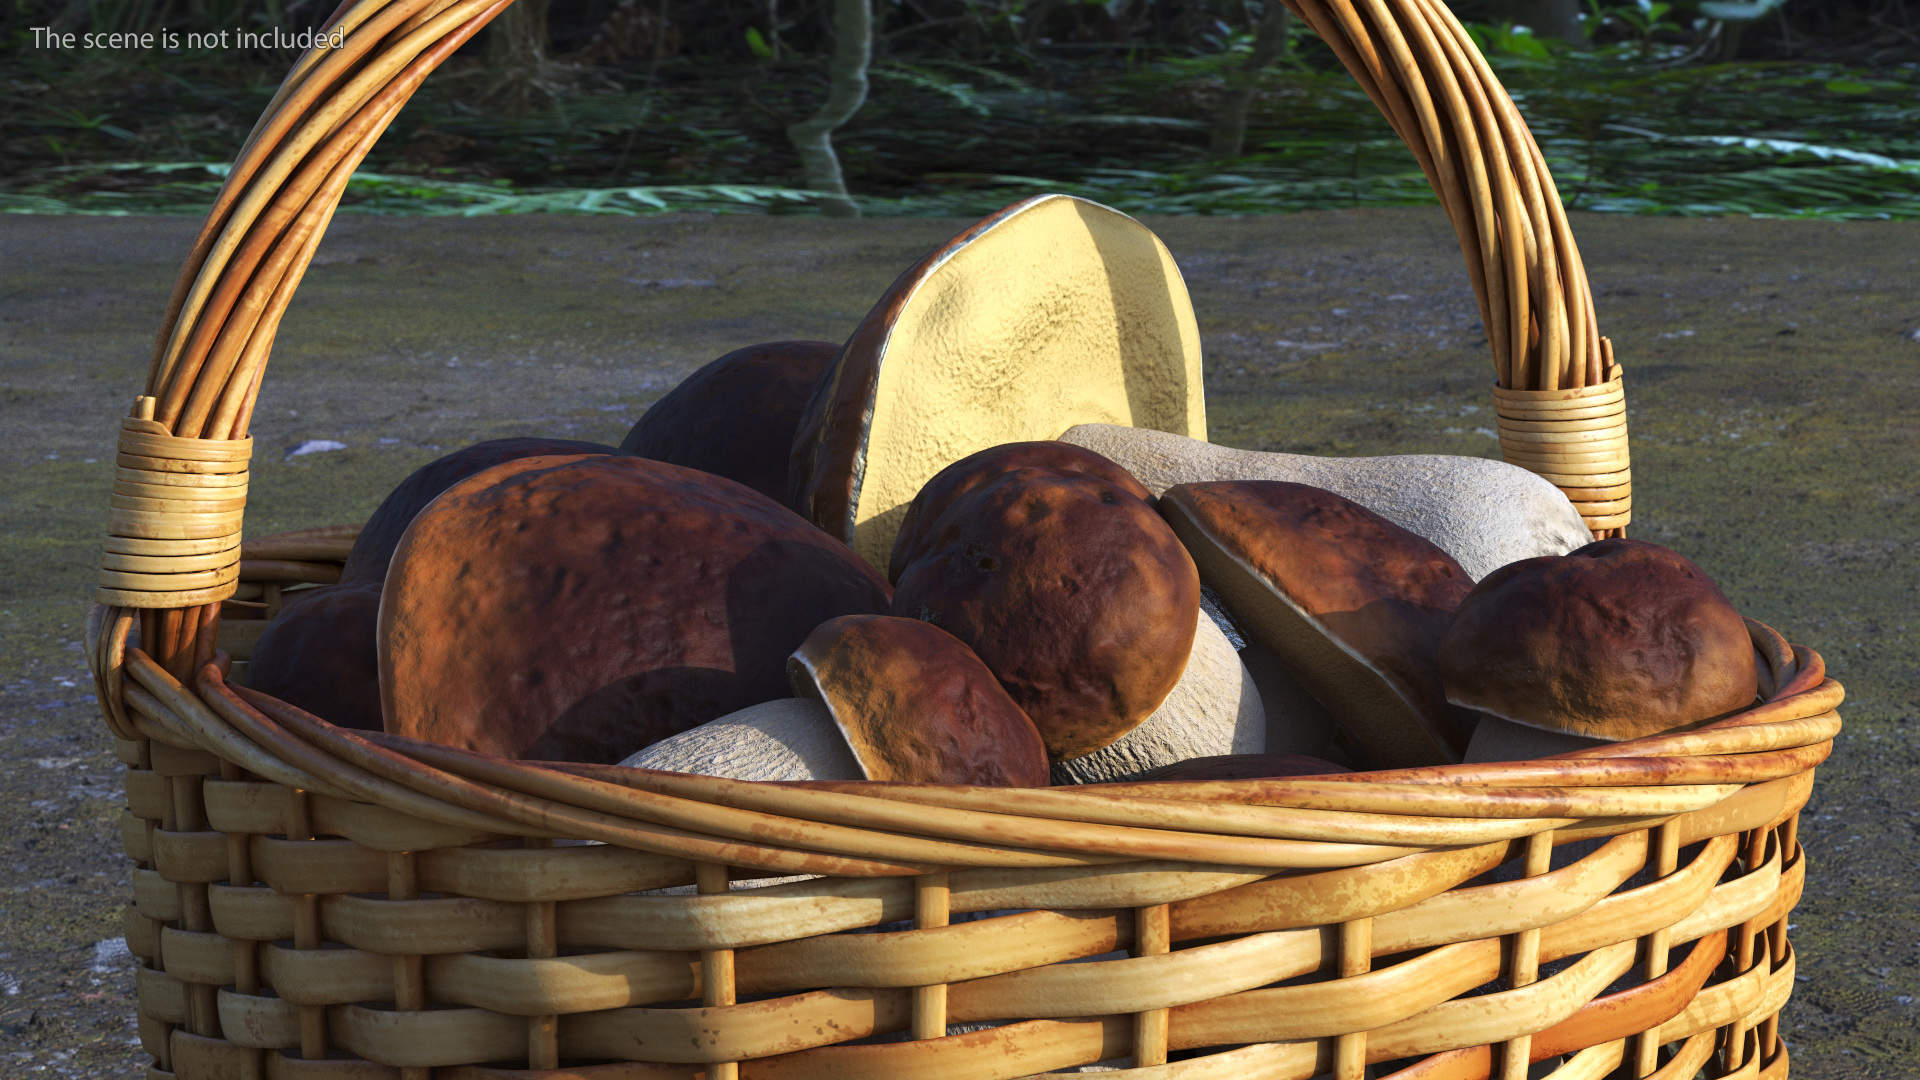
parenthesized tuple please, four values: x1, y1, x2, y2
(888, 440, 1154, 583)
(1160, 480, 1476, 769)
(1437, 538, 1759, 742)
(892, 466, 1200, 761)
(244, 582, 383, 731)
(1134, 753, 1351, 782)
(380, 454, 892, 763)
(341, 438, 621, 584)
(788, 615, 1049, 787)
(790, 195, 1206, 569)
(621, 341, 839, 503)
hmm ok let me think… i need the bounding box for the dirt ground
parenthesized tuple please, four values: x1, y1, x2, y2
(2, 208, 1917, 1077)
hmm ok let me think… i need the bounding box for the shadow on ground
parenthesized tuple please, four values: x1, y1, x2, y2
(2, 208, 1916, 1077)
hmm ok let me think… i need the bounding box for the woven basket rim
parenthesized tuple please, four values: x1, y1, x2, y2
(93, 599, 1837, 876)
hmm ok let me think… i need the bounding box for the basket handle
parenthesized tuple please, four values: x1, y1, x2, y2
(102, 0, 1627, 653)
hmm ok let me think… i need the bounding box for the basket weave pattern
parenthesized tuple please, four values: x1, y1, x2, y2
(85, 1, 1832, 1078)
(104, 607, 1831, 1078)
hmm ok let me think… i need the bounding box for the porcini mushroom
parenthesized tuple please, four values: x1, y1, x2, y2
(340, 437, 622, 585)
(243, 582, 383, 731)
(1437, 538, 1759, 743)
(1050, 614, 1266, 785)
(790, 194, 1206, 568)
(621, 340, 840, 503)
(1061, 423, 1592, 581)
(1160, 480, 1478, 769)
(888, 440, 1154, 583)
(380, 454, 892, 763)
(788, 614, 1049, 786)
(887, 463, 1190, 757)
(891, 465, 1200, 762)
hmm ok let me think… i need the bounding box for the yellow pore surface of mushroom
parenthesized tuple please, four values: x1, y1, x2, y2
(849, 195, 1205, 566)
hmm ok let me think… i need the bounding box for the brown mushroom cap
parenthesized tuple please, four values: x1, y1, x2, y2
(380, 454, 892, 763)
(243, 582, 384, 731)
(340, 438, 622, 584)
(789, 194, 1206, 568)
(1436, 538, 1758, 742)
(1159, 480, 1477, 769)
(887, 440, 1154, 583)
(621, 341, 840, 503)
(1134, 753, 1351, 782)
(788, 615, 1049, 786)
(892, 466, 1199, 761)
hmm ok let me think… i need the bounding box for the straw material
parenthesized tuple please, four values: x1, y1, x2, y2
(100, 590, 1825, 1077)
(98, 406, 253, 609)
(1492, 366, 1631, 532)
(84, 1, 1823, 1076)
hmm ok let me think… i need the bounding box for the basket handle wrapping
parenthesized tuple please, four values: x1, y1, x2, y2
(100, 0, 1627, 674)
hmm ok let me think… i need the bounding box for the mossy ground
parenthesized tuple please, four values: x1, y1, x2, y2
(2, 209, 1916, 1076)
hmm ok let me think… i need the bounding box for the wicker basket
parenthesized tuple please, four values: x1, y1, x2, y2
(86, 1, 1838, 1078)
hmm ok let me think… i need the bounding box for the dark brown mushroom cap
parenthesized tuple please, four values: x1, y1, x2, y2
(380, 455, 893, 763)
(1436, 538, 1758, 742)
(621, 341, 840, 504)
(1159, 480, 1477, 769)
(788, 194, 1206, 568)
(887, 441, 1154, 583)
(788, 615, 1049, 786)
(244, 582, 383, 731)
(340, 437, 622, 584)
(892, 466, 1199, 762)
(1134, 753, 1351, 782)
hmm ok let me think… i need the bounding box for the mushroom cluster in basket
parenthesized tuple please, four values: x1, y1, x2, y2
(246, 196, 1760, 783)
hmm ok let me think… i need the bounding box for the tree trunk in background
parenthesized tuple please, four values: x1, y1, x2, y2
(1209, 2, 1291, 160)
(1495, 0, 1587, 44)
(786, 0, 872, 218)
(488, 0, 557, 114)
(490, 0, 553, 68)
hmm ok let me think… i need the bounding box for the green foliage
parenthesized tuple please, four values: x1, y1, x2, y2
(4, 0, 1917, 223)
(872, 63, 991, 116)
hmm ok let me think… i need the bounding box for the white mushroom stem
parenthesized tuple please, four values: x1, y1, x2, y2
(1060, 424, 1593, 581)
(617, 697, 864, 781)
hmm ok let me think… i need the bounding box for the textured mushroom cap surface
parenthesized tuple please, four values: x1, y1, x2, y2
(621, 340, 839, 503)
(789, 615, 1049, 786)
(888, 440, 1153, 583)
(1135, 753, 1351, 782)
(1061, 423, 1591, 581)
(1161, 480, 1476, 769)
(1437, 538, 1758, 742)
(1049, 615, 1263, 785)
(892, 466, 1200, 761)
(380, 455, 892, 763)
(616, 698, 862, 782)
(244, 582, 383, 731)
(340, 437, 623, 585)
(791, 194, 1205, 568)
